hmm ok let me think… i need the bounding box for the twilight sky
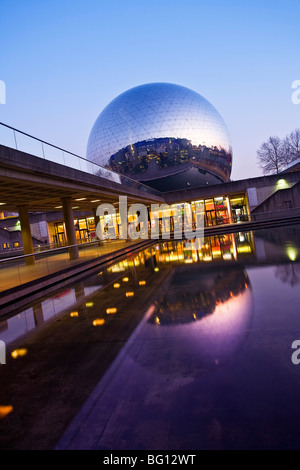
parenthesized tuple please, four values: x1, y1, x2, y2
(0, 0, 299, 181)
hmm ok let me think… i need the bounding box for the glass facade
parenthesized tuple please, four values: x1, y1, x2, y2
(51, 193, 249, 245)
(86, 83, 232, 191)
(53, 217, 96, 244)
(229, 194, 249, 222)
(189, 193, 249, 227)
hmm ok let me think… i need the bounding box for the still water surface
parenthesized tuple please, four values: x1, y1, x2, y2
(0, 225, 300, 449)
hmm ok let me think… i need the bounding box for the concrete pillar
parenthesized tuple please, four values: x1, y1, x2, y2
(92, 207, 100, 228)
(33, 303, 44, 326)
(61, 197, 79, 260)
(226, 196, 233, 224)
(17, 205, 35, 265)
(74, 285, 85, 303)
(92, 207, 101, 240)
(92, 207, 103, 245)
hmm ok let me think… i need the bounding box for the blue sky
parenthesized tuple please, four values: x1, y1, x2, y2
(1, 0, 299, 180)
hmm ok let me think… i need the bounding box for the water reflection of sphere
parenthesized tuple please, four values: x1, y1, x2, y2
(133, 268, 253, 376)
(86, 83, 232, 191)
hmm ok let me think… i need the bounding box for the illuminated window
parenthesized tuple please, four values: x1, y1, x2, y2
(205, 199, 215, 211)
(214, 197, 224, 209)
(13, 242, 19, 248)
(79, 219, 87, 230)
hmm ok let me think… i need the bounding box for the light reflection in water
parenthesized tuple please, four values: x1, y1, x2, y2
(133, 267, 254, 374)
(70, 311, 79, 318)
(11, 348, 28, 359)
(149, 268, 251, 325)
(1, 225, 300, 451)
(1, 228, 297, 352)
(0, 406, 13, 420)
(93, 318, 105, 326)
(0, 285, 104, 346)
(286, 245, 298, 262)
(106, 308, 117, 315)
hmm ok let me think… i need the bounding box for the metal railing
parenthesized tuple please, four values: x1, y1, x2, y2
(0, 237, 144, 295)
(0, 122, 161, 197)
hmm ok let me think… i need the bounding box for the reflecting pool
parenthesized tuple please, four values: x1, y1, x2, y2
(0, 224, 300, 450)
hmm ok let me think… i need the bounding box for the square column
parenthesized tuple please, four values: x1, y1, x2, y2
(61, 197, 79, 260)
(17, 205, 35, 265)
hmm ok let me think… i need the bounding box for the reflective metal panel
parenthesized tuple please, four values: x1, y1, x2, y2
(86, 83, 232, 190)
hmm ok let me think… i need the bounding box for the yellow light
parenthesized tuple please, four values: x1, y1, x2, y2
(287, 246, 297, 261)
(139, 280, 146, 286)
(106, 308, 117, 314)
(113, 283, 120, 288)
(237, 246, 252, 253)
(154, 267, 159, 272)
(93, 318, 105, 326)
(122, 277, 129, 282)
(70, 311, 79, 317)
(0, 406, 13, 420)
(11, 348, 28, 359)
(155, 316, 160, 325)
(277, 178, 289, 189)
(86, 302, 94, 307)
(126, 291, 134, 297)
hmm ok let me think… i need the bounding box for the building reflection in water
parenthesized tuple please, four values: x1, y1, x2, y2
(0, 285, 104, 346)
(0, 232, 255, 348)
(129, 266, 254, 375)
(160, 231, 253, 264)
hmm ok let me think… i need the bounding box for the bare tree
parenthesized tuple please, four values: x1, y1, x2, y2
(286, 128, 300, 162)
(274, 264, 300, 287)
(257, 136, 285, 174)
(281, 137, 294, 167)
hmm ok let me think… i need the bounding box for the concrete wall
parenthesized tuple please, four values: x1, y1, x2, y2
(0, 227, 23, 251)
(251, 182, 300, 219)
(164, 170, 300, 209)
(0, 209, 94, 253)
(254, 180, 295, 208)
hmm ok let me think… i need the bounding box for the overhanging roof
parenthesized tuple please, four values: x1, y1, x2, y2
(0, 145, 164, 212)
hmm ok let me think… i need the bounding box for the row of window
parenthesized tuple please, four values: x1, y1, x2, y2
(2, 242, 20, 249)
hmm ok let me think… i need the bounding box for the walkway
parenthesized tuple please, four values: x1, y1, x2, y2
(0, 239, 141, 294)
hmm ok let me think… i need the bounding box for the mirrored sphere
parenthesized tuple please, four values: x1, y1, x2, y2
(86, 82, 232, 191)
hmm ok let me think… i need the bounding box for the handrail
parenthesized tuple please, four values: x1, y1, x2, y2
(0, 122, 162, 196)
(0, 238, 108, 263)
(0, 122, 84, 159)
